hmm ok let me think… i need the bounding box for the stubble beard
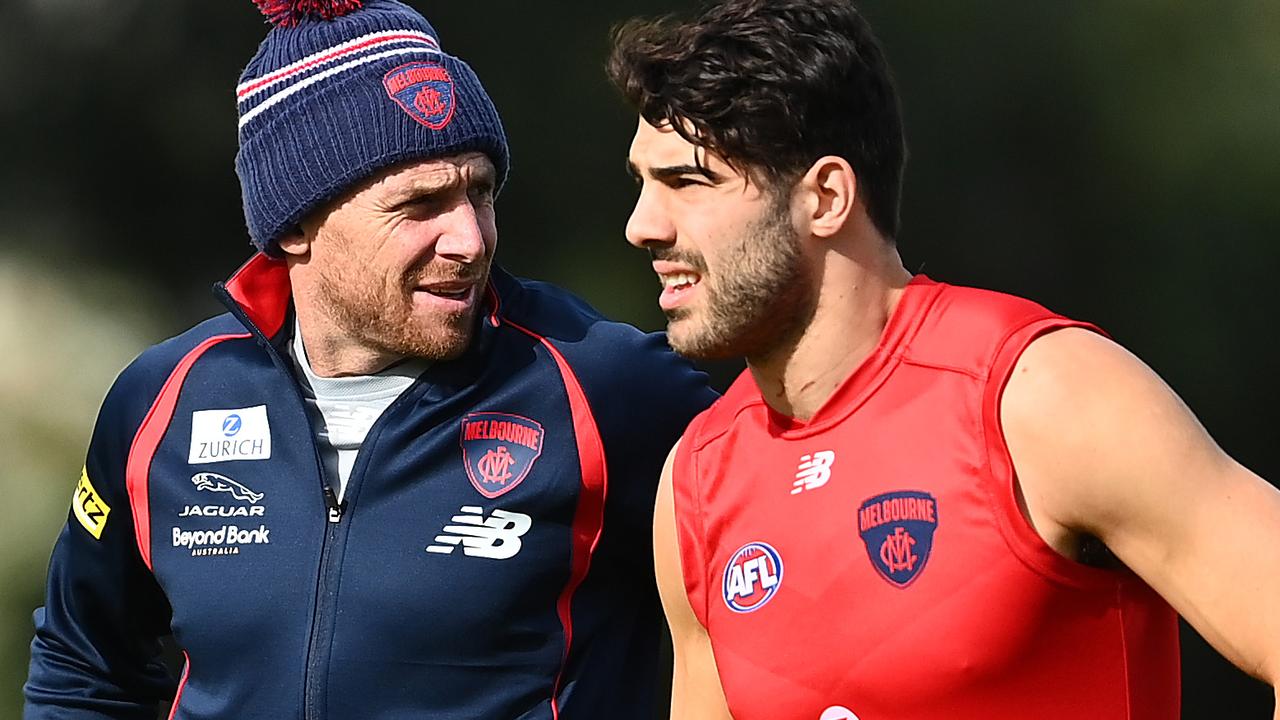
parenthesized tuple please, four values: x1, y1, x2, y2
(664, 199, 816, 362)
(315, 255, 490, 363)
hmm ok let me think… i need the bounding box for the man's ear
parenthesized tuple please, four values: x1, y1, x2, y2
(796, 156, 857, 240)
(276, 224, 311, 258)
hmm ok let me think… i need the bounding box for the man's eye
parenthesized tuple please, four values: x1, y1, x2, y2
(404, 194, 440, 208)
(671, 177, 705, 189)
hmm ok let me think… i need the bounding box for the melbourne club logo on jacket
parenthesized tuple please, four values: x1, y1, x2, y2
(857, 490, 939, 588)
(383, 61, 456, 130)
(459, 412, 544, 498)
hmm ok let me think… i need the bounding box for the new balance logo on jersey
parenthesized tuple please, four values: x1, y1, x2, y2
(426, 506, 532, 560)
(792, 450, 835, 494)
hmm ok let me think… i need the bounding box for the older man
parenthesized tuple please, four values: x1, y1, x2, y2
(25, 1, 714, 718)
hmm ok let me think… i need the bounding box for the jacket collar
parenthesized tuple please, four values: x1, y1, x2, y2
(220, 253, 292, 342)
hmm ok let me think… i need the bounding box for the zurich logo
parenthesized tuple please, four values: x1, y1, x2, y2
(221, 414, 242, 437)
(722, 541, 783, 613)
(857, 490, 940, 588)
(383, 61, 456, 130)
(459, 412, 545, 498)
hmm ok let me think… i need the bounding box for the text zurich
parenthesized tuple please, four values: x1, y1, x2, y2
(195, 438, 265, 460)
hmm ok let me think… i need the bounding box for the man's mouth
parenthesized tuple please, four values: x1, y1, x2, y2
(660, 272, 702, 293)
(424, 287, 470, 300)
(656, 269, 703, 312)
(415, 280, 478, 302)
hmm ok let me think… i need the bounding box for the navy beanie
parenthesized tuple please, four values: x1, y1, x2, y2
(235, 0, 510, 255)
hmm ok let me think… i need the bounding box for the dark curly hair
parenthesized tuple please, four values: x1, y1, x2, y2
(608, 0, 907, 239)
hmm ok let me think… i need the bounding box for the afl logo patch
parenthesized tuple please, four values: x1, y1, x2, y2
(460, 412, 544, 498)
(383, 61, 456, 130)
(722, 542, 783, 613)
(857, 490, 939, 588)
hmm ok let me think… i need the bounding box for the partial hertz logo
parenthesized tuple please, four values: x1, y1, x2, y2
(189, 406, 271, 464)
(722, 541, 784, 613)
(172, 524, 270, 557)
(180, 473, 265, 518)
(426, 506, 532, 560)
(460, 412, 544, 498)
(72, 466, 111, 540)
(792, 450, 835, 494)
(857, 490, 940, 588)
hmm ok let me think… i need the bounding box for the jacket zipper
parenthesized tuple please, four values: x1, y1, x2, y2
(215, 284, 432, 720)
(303, 488, 343, 720)
(299, 378, 430, 720)
(213, 286, 344, 720)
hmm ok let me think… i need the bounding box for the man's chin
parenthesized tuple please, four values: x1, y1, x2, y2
(666, 321, 737, 361)
(392, 310, 480, 361)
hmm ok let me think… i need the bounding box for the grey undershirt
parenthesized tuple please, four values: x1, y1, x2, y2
(287, 318, 428, 501)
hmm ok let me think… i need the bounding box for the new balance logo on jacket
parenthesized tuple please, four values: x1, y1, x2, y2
(427, 506, 532, 560)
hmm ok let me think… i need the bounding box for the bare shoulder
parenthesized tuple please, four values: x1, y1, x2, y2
(1002, 329, 1280, 686)
(654, 438, 688, 628)
(1000, 325, 1231, 543)
(653, 437, 735, 720)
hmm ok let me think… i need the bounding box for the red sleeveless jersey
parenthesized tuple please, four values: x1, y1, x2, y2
(672, 276, 1179, 720)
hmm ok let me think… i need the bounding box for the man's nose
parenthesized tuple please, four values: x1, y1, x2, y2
(624, 183, 676, 250)
(434, 198, 488, 263)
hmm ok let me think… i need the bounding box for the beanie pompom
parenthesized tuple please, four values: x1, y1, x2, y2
(253, 0, 364, 27)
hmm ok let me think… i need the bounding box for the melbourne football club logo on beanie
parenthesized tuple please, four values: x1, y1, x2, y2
(384, 62, 456, 129)
(234, 0, 510, 255)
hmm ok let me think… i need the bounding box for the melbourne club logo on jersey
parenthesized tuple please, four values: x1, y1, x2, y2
(383, 61, 456, 130)
(722, 541, 784, 613)
(857, 491, 939, 588)
(459, 412, 545, 498)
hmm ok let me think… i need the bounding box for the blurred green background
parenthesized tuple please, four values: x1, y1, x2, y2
(2, 1, 1276, 717)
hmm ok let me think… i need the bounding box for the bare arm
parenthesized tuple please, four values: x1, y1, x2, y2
(655, 440, 734, 720)
(1002, 328, 1280, 714)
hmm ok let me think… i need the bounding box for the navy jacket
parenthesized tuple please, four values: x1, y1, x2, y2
(26, 255, 716, 720)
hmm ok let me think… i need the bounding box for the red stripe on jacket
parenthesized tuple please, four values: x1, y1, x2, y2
(503, 319, 608, 719)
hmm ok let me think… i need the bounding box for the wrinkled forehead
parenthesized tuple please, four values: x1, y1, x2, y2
(358, 152, 496, 197)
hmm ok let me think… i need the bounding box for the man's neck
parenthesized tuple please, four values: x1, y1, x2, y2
(747, 247, 911, 422)
(292, 305, 403, 378)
